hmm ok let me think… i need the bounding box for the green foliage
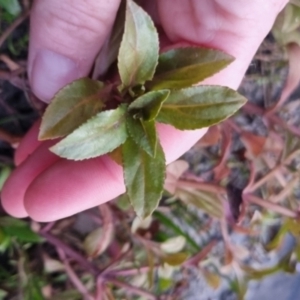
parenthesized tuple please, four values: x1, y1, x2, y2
(122, 137, 166, 218)
(51, 105, 127, 160)
(0, 217, 43, 248)
(162, 252, 189, 266)
(39, 0, 245, 218)
(23, 276, 44, 300)
(156, 86, 246, 130)
(272, 3, 300, 46)
(126, 116, 157, 157)
(0, 166, 11, 191)
(0, 0, 21, 16)
(128, 90, 170, 121)
(154, 211, 200, 251)
(118, 0, 159, 88)
(148, 47, 233, 90)
(39, 78, 107, 140)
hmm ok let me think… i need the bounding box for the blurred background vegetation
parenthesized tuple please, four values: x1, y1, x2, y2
(1, 1, 300, 299)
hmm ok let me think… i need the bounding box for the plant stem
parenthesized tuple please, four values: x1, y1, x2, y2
(57, 248, 94, 300)
(245, 149, 300, 193)
(106, 278, 157, 300)
(95, 277, 104, 300)
(185, 240, 217, 267)
(177, 180, 226, 194)
(0, 10, 30, 48)
(40, 221, 56, 233)
(244, 194, 298, 218)
(271, 174, 299, 203)
(40, 231, 99, 275)
(109, 266, 152, 277)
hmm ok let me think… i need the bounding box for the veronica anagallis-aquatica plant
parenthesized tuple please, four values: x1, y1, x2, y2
(38, 0, 247, 219)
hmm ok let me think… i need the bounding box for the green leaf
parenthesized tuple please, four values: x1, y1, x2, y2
(0, 289, 8, 300)
(0, 0, 21, 16)
(108, 146, 123, 165)
(202, 269, 221, 289)
(24, 276, 44, 300)
(51, 105, 127, 160)
(128, 90, 170, 121)
(126, 116, 157, 157)
(177, 187, 223, 219)
(116, 193, 131, 211)
(118, 0, 159, 88)
(0, 217, 42, 243)
(51, 291, 82, 300)
(153, 211, 200, 251)
(148, 47, 234, 90)
(92, 0, 126, 78)
(122, 136, 165, 218)
(49, 290, 82, 300)
(39, 78, 108, 140)
(156, 86, 247, 130)
(158, 278, 172, 292)
(0, 167, 11, 191)
(162, 252, 189, 266)
(3, 226, 42, 243)
(0, 216, 28, 227)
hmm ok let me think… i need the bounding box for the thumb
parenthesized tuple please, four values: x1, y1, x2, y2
(28, 0, 120, 103)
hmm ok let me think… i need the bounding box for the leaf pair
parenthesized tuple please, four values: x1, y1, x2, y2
(38, 0, 247, 219)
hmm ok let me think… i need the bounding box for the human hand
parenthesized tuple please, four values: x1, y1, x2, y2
(1, 0, 288, 221)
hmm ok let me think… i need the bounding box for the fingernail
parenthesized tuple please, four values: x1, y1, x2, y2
(31, 50, 80, 103)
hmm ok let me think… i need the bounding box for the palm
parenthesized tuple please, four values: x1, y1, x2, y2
(153, 0, 287, 90)
(158, 0, 287, 45)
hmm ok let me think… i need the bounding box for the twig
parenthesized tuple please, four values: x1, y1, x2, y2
(57, 248, 94, 300)
(213, 125, 232, 181)
(271, 174, 300, 203)
(40, 231, 99, 275)
(0, 69, 25, 80)
(245, 149, 300, 193)
(244, 194, 298, 218)
(0, 10, 30, 48)
(95, 277, 104, 300)
(0, 128, 21, 145)
(109, 266, 152, 277)
(88, 204, 114, 258)
(99, 246, 131, 276)
(106, 278, 157, 300)
(243, 161, 256, 193)
(185, 240, 217, 267)
(266, 44, 300, 115)
(269, 114, 300, 138)
(0, 54, 21, 71)
(177, 180, 226, 194)
(220, 217, 232, 257)
(40, 222, 56, 233)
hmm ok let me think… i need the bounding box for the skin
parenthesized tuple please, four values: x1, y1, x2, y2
(1, 0, 289, 222)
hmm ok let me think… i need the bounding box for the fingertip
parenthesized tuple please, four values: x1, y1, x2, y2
(1, 175, 29, 218)
(28, 0, 121, 102)
(15, 120, 42, 166)
(24, 156, 125, 222)
(1, 142, 60, 219)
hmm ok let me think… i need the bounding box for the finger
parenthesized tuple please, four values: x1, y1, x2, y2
(157, 124, 207, 164)
(1, 142, 60, 218)
(157, 0, 288, 89)
(24, 155, 125, 222)
(28, 0, 121, 102)
(14, 120, 41, 166)
(6, 123, 205, 221)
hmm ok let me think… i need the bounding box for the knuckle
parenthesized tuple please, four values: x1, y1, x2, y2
(34, 0, 118, 50)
